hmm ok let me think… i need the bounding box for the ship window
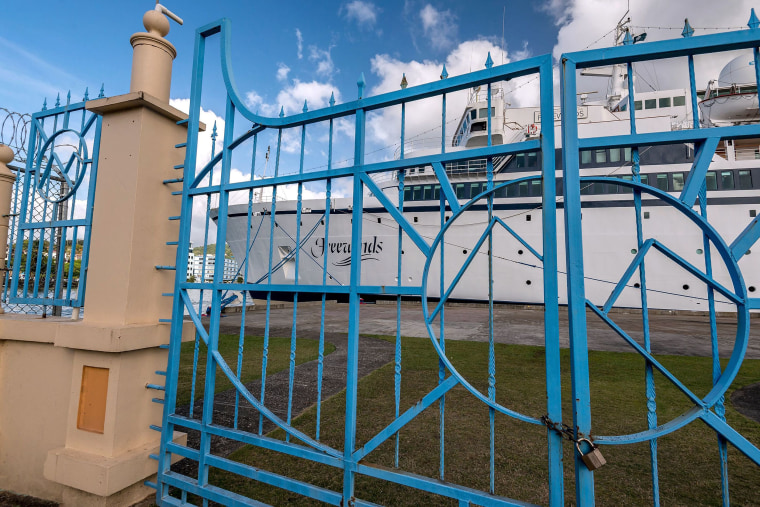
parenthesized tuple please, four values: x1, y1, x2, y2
(624, 147, 632, 161)
(471, 122, 487, 132)
(673, 96, 686, 106)
(478, 107, 495, 118)
(519, 181, 529, 197)
(640, 174, 649, 186)
(659, 97, 671, 108)
(656, 173, 669, 191)
(413, 185, 423, 200)
(581, 150, 592, 165)
(506, 182, 518, 198)
(620, 103, 627, 111)
(634, 100, 642, 110)
(581, 182, 593, 195)
(404, 186, 412, 202)
(456, 183, 467, 199)
(595, 149, 607, 163)
(495, 185, 507, 198)
(738, 170, 753, 189)
(645, 99, 657, 109)
(720, 170, 735, 189)
(531, 180, 542, 196)
(433, 185, 441, 201)
(609, 148, 621, 163)
(423, 185, 433, 200)
(619, 174, 633, 193)
(706, 172, 718, 191)
(470, 110, 477, 120)
(516, 153, 526, 168)
(672, 173, 685, 192)
(527, 152, 538, 167)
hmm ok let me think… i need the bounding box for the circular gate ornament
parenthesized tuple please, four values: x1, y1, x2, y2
(34, 128, 90, 203)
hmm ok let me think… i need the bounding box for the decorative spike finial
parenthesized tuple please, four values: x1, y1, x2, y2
(83, 87, 89, 101)
(681, 18, 694, 38)
(66, 90, 71, 106)
(485, 52, 494, 69)
(749, 8, 760, 29)
(42, 98, 47, 111)
(400, 73, 408, 89)
(98, 83, 105, 98)
(279, 106, 285, 118)
(357, 72, 366, 99)
(329, 92, 336, 107)
(440, 64, 448, 80)
(623, 29, 633, 45)
(55, 93, 60, 108)
(303, 100, 308, 113)
(211, 121, 218, 143)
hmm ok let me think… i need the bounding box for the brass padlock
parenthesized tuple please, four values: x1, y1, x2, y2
(576, 438, 606, 471)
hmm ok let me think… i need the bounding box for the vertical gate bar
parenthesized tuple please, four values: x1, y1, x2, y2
(627, 60, 660, 506)
(5, 163, 23, 303)
(700, 183, 729, 506)
(539, 56, 563, 507)
(438, 167, 446, 481)
(75, 114, 101, 308)
(439, 91, 447, 482)
(234, 131, 258, 429)
(560, 55, 595, 506)
(198, 95, 235, 490)
(159, 26, 206, 500)
(394, 101, 406, 467)
(316, 116, 334, 441)
(687, 55, 700, 129)
(190, 124, 217, 419)
(260, 128, 282, 435)
(343, 80, 365, 503)
(486, 81, 496, 495)
(287, 118, 308, 442)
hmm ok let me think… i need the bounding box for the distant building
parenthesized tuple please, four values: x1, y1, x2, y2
(187, 245, 239, 282)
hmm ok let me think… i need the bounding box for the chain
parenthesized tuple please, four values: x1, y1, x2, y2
(541, 415, 580, 443)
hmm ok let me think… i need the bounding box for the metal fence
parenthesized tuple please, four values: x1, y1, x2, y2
(6, 90, 102, 315)
(154, 15, 760, 507)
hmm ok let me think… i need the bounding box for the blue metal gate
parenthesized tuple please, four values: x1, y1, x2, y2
(8, 90, 102, 312)
(155, 15, 760, 506)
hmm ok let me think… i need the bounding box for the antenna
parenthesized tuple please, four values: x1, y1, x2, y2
(155, 1, 184, 25)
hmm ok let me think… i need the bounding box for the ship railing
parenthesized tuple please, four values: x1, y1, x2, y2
(733, 147, 760, 160)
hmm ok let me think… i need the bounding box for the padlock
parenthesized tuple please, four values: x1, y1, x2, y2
(576, 438, 606, 471)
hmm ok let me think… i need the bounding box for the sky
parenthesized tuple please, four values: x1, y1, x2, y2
(2, 0, 759, 243)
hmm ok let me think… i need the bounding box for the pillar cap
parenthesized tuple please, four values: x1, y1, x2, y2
(0, 144, 13, 165)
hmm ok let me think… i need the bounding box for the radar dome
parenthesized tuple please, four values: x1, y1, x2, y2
(718, 53, 758, 86)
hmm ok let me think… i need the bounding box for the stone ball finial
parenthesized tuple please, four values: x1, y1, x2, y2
(143, 9, 170, 37)
(0, 144, 14, 165)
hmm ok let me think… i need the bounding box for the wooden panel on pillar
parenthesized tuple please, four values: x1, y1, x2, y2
(77, 366, 109, 433)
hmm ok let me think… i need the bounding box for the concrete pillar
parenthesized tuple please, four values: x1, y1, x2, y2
(0, 146, 16, 315)
(0, 8, 192, 506)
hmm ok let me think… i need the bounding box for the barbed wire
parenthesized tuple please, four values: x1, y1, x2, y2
(0, 108, 31, 163)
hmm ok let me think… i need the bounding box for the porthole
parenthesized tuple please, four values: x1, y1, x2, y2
(414, 216, 418, 223)
(749, 286, 756, 293)
(518, 249, 524, 255)
(463, 249, 468, 254)
(377, 217, 382, 223)
(526, 215, 532, 222)
(683, 284, 690, 290)
(634, 283, 640, 288)
(631, 249, 637, 254)
(696, 248, 703, 255)
(526, 280, 532, 285)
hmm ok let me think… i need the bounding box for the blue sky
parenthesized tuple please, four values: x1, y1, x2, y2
(0, 1, 558, 117)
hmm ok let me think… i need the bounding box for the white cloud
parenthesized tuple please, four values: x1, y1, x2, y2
(246, 80, 341, 118)
(296, 29, 304, 59)
(419, 4, 459, 51)
(341, 1, 380, 28)
(276, 63, 291, 82)
(551, 0, 759, 96)
(309, 45, 336, 77)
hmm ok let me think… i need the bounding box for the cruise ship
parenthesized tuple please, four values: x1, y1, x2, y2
(217, 23, 760, 313)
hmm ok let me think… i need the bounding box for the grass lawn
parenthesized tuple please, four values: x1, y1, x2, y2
(174, 333, 334, 407)
(204, 335, 760, 506)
